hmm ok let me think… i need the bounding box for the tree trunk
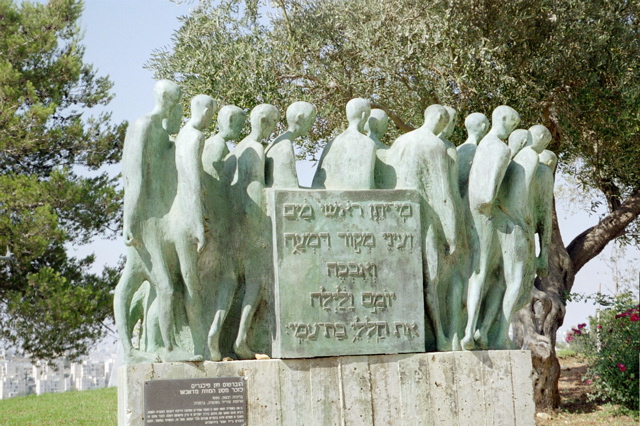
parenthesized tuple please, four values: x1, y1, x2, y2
(513, 188, 640, 411)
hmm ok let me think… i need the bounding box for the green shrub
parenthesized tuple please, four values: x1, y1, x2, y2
(567, 293, 639, 412)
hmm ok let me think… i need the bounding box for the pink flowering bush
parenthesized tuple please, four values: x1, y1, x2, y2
(568, 292, 639, 412)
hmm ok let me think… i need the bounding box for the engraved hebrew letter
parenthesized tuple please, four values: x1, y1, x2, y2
(337, 262, 348, 277)
(283, 203, 296, 219)
(352, 234, 363, 253)
(348, 262, 361, 276)
(326, 262, 337, 276)
(363, 233, 375, 248)
(299, 203, 313, 220)
(361, 292, 374, 308)
(323, 322, 336, 338)
(284, 233, 295, 249)
(307, 233, 320, 248)
(307, 323, 319, 340)
(335, 323, 347, 340)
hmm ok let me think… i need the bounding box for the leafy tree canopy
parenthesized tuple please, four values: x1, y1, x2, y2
(150, 0, 640, 236)
(0, 0, 125, 361)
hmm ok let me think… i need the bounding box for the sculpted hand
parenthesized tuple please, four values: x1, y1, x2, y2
(124, 227, 136, 247)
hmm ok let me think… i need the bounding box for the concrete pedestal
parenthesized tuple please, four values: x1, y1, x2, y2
(119, 350, 535, 426)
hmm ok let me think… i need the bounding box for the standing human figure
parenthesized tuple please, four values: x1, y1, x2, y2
(131, 101, 183, 355)
(265, 101, 316, 188)
(366, 108, 396, 189)
(477, 129, 537, 348)
(437, 106, 468, 348)
(166, 94, 217, 358)
(200, 105, 246, 360)
(457, 112, 490, 199)
(202, 105, 246, 182)
(225, 104, 280, 359)
(387, 104, 460, 351)
(461, 105, 520, 350)
(115, 80, 202, 363)
(312, 98, 376, 189)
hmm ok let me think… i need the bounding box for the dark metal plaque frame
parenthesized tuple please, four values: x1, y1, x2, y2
(144, 377, 247, 425)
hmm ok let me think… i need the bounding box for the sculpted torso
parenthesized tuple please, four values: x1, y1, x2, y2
(468, 135, 512, 214)
(229, 138, 266, 211)
(496, 147, 539, 228)
(202, 134, 229, 181)
(322, 128, 376, 190)
(265, 138, 298, 188)
(172, 125, 206, 243)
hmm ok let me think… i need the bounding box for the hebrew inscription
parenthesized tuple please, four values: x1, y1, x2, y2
(270, 189, 425, 358)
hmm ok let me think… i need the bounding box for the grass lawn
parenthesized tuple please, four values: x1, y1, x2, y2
(0, 386, 116, 425)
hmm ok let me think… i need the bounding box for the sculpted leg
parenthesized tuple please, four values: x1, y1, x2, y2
(234, 267, 262, 360)
(424, 226, 450, 351)
(207, 271, 238, 361)
(176, 237, 206, 358)
(462, 215, 493, 350)
(446, 266, 466, 351)
(149, 247, 203, 363)
(114, 256, 159, 363)
(476, 278, 504, 349)
(497, 256, 526, 349)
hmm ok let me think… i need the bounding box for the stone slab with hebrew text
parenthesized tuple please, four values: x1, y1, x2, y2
(268, 189, 425, 358)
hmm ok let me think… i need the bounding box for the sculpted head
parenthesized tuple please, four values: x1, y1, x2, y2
(286, 101, 317, 137)
(422, 104, 450, 135)
(508, 129, 532, 159)
(528, 124, 552, 154)
(490, 105, 520, 140)
(345, 98, 371, 132)
(539, 149, 558, 171)
(250, 104, 280, 141)
(163, 103, 183, 135)
(190, 95, 217, 130)
(440, 106, 457, 139)
(464, 112, 490, 143)
(153, 80, 181, 116)
(365, 109, 389, 140)
(217, 105, 246, 140)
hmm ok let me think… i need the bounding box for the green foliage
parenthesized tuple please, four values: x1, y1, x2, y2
(567, 293, 640, 412)
(0, 0, 125, 361)
(0, 387, 117, 425)
(151, 0, 640, 208)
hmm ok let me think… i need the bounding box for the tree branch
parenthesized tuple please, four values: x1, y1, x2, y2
(370, 102, 415, 133)
(566, 187, 640, 273)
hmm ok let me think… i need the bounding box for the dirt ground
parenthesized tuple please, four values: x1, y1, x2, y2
(535, 355, 638, 425)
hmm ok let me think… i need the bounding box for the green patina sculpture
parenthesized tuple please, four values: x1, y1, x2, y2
(265, 101, 316, 189)
(312, 98, 376, 190)
(115, 81, 557, 363)
(457, 112, 490, 199)
(366, 109, 396, 189)
(224, 104, 280, 359)
(462, 105, 521, 351)
(386, 105, 462, 351)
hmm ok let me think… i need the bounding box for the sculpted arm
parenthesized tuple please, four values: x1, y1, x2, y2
(246, 145, 266, 212)
(468, 142, 511, 214)
(180, 134, 207, 251)
(121, 119, 150, 246)
(432, 149, 461, 253)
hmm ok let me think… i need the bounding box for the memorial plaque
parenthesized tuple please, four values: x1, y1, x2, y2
(269, 189, 425, 358)
(144, 377, 246, 425)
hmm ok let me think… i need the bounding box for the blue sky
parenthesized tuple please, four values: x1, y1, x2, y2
(72, 0, 638, 337)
